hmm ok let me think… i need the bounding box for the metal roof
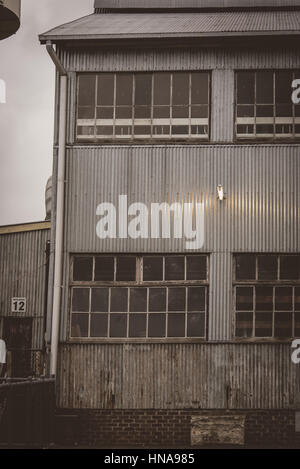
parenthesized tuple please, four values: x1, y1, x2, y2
(94, 0, 300, 10)
(40, 11, 300, 42)
(0, 221, 51, 235)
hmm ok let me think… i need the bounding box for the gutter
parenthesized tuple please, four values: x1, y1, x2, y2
(45, 41, 67, 377)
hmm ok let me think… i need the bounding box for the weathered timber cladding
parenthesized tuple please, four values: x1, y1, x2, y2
(57, 343, 300, 410)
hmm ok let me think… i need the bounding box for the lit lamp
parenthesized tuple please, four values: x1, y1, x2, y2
(217, 185, 225, 201)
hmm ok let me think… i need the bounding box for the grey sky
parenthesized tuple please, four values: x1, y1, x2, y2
(0, 0, 94, 226)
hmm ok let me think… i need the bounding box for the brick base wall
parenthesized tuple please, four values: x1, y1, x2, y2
(55, 409, 300, 448)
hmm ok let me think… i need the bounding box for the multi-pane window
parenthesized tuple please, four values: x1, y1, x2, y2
(236, 71, 300, 140)
(70, 255, 209, 339)
(234, 254, 300, 339)
(76, 72, 210, 141)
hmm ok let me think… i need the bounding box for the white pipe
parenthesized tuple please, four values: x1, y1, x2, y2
(46, 42, 67, 377)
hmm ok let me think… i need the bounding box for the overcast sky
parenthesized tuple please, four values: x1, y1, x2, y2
(0, 0, 94, 226)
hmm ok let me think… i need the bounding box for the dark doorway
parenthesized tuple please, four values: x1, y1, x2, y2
(3, 318, 33, 378)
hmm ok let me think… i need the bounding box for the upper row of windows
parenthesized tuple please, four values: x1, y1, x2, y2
(76, 71, 300, 142)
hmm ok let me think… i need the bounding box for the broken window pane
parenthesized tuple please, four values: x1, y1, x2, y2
(72, 288, 90, 312)
(91, 288, 109, 313)
(71, 314, 89, 338)
(256, 72, 274, 104)
(129, 314, 147, 338)
(78, 107, 95, 119)
(256, 105, 274, 118)
(148, 314, 166, 338)
(187, 313, 205, 338)
(95, 257, 114, 281)
(130, 288, 147, 312)
(295, 288, 300, 311)
(295, 312, 300, 337)
(280, 256, 300, 280)
(276, 71, 293, 104)
(173, 73, 189, 106)
(143, 257, 163, 281)
(236, 312, 253, 338)
(165, 256, 185, 281)
(78, 75, 96, 106)
(167, 313, 185, 337)
(154, 73, 171, 105)
(275, 287, 293, 311)
(188, 287, 206, 312)
(168, 288, 186, 312)
(236, 255, 256, 280)
(73, 257, 93, 281)
(256, 286, 273, 312)
(110, 314, 127, 338)
(255, 312, 273, 337)
(116, 257, 136, 281)
(186, 256, 207, 280)
(110, 288, 128, 312)
(135, 74, 152, 106)
(258, 256, 278, 280)
(274, 312, 293, 338)
(97, 74, 114, 106)
(191, 73, 209, 105)
(149, 288, 166, 312)
(90, 314, 108, 338)
(237, 72, 255, 104)
(236, 287, 253, 311)
(116, 74, 133, 106)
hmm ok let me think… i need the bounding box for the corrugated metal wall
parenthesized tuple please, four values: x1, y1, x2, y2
(58, 47, 300, 75)
(0, 229, 50, 349)
(60, 145, 300, 341)
(57, 343, 300, 410)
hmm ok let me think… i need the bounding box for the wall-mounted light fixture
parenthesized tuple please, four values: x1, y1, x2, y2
(217, 185, 225, 201)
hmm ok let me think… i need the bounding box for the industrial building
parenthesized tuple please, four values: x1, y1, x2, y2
(32, 0, 300, 446)
(0, 222, 50, 378)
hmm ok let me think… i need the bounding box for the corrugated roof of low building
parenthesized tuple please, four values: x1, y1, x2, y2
(0, 221, 51, 235)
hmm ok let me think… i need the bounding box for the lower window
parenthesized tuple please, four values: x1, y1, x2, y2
(70, 254, 209, 340)
(234, 254, 300, 339)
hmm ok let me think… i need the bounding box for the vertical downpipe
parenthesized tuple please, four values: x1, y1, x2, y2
(50, 74, 67, 377)
(46, 42, 68, 377)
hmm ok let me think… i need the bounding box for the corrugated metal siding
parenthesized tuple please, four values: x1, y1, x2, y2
(0, 229, 50, 349)
(211, 69, 234, 142)
(95, 0, 300, 9)
(58, 47, 300, 73)
(63, 145, 300, 254)
(60, 145, 300, 341)
(57, 343, 300, 409)
(40, 11, 300, 42)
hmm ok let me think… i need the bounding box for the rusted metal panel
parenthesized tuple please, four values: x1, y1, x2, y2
(57, 343, 300, 410)
(0, 229, 50, 350)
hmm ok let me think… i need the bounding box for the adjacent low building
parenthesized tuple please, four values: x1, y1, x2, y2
(0, 222, 50, 378)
